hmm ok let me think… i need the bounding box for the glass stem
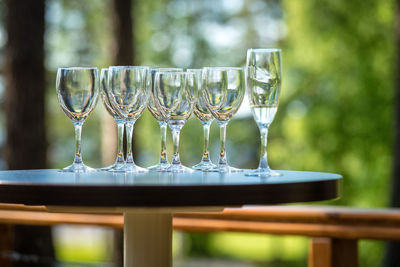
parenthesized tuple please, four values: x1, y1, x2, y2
(218, 121, 228, 166)
(125, 120, 135, 165)
(171, 126, 182, 165)
(201, 121, 211, 162)
(73, 121, 84, 165)
(115, 120, 125, 164)
(258, 126, 270, 170)
(158, 121, 168, 164)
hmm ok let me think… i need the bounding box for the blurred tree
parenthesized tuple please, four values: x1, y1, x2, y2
(281, 0, 395, 207)
(4, 1, 54, 267)
(112, 0, 135, 65)
(384, 0, 400, 265)
(101, 0, 135, 167)
(108, 0, 135, 266)
(4, 0, 47, 169)
(281, 0, 395, 265)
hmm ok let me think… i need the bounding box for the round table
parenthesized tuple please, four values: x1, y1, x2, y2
(0, 169, 341, 267)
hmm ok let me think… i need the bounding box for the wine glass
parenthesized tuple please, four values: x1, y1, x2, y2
(108, 66, 150, 173)
(56, 67, 99, 172)
(202, 67, 245, 173)
(147, 68, 183, 172)
(99, 68, 125, 171)
(153, 71, 196, 173)
(245, 49, 282, 177)
(187, 69, 216, 171)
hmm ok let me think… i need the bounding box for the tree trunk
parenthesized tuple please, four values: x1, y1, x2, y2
(109, 0, 135, 266)
(112, 0, 134, 66)
(384, 0, 400, 266)
(101, 0, 136, 169)
(4, 0, 47, 170)
(4, 1, 54, 266)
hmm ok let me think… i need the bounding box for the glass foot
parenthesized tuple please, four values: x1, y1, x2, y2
(206, 165, 243, 173)
(101, 162, 125, 172)
(148, 162, 171, 172)
(245, 168, 281, 177)
(167, 164, 194, 173)
(59, 163, 96, 173)
(123, 163, 148, 173)
(192, 161, 217, 171)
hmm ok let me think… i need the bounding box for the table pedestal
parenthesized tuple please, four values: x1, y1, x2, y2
(47, 206, 224, 267)
(124, 212, 172, 267)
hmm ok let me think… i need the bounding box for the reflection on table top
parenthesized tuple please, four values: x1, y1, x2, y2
(0, 169, 341, 186)
(0, 169, 342, 207)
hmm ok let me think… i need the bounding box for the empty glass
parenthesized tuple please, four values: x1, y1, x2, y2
(56, 67, 99, 172)
(245, 49, 282, 177)
(202, 67, 245, 172)
(188, 69, 216, 171)
(108, 66, 150, 173)
(153, 71, 196, 173)
(147, 68, 183, 172)
(99, 68, 126, 171)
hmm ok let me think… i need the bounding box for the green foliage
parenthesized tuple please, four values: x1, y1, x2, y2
(281, 0, 395, 208)
(278, 0, 395, 265)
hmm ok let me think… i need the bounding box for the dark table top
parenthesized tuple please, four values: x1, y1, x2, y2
(0, 169, 341, 207)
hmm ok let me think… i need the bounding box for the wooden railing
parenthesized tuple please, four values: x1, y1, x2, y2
(0, 204, 399, 267)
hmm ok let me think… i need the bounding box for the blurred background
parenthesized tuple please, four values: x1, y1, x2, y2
(0, 0, 397, 266)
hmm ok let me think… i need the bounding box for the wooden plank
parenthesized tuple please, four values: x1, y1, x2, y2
(0, 210, 123, 229)
(0, 204, 46, 212)
(308, 238, 358, 267)
(172, 218, 400, 240)
(0, 224, 12, 267)
(309, 238, 331, 267)
(2, 204, 400, 227)
(177, 206, 400, 226)
(0, 210, 399, 240)
(331, 239, 358, 267)
(0, 205, 398, 241)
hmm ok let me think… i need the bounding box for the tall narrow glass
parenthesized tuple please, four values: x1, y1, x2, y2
(153, 72, 196, 173)
(147, 68, 183, 172)
(188, 69, 216, 171)
(99, 68, 126, 171)
(108, 66, 150, 173)
(245, 48, 282, 177)
(56, 67, 99, 172)
(202, 67, 245, 173)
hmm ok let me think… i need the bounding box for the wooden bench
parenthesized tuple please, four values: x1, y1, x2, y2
(0, 204, 399, 267)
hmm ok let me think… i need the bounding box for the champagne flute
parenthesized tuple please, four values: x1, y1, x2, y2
(99, 68, 125, 171)
(153, 71, 196, 173)
(202, 67, 245, 173)
(108, 66, 150, 173)
(147, 68, 183, 172)
(245, 48, 282, 177)
(56, 67, 99, 172)
(187, 69, 216, 171)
